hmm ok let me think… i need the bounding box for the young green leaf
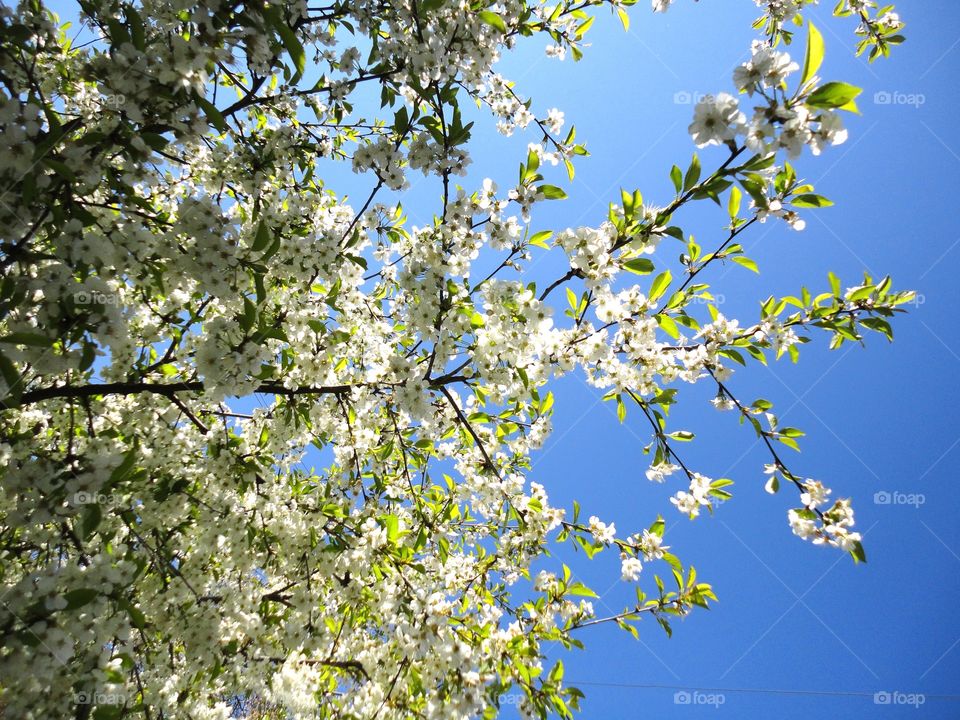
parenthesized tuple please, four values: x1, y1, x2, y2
(802, 21, 825, 84)
(807, 81, 862, 112)
(650, 270, 672, 302)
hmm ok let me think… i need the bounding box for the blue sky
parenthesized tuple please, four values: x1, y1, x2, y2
(47, 0, 960, 716)
(476, 1, 960, 717)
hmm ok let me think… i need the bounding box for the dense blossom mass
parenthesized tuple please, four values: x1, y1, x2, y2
(0, 0, 909, 718)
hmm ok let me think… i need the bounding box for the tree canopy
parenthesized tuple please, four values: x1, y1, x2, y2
(0, 0, 910, 718)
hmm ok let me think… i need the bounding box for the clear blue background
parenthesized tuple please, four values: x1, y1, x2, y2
(48, 0, 960, 716)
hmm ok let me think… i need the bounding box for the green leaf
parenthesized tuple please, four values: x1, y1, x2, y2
(525, 147, 541, 177)
(140, 132, 169, 152)
(828, 271, 842, 297)
(241, 296, 258, 332)
(791, 193, 834, 208)
(118, 598, 148, 629)
(778, 436, 801, 452)
(124, 6, 147, 52)
(567, 582, 599, 598)
(42, 158, 75, 182)
(477, 10, 507, 33)
(539, 185, 568, 200)
(268, 11, 306, 80)
(63, 588, 98, 610)
(728, 186, 742, 219)
(649, 270, 672, 302)
(662, 552, 682, 573)
(0, 333, 55, 347)
(860, 317, 893, 340)
(251, 221, 271, 252)
(802, 21, 825, 85)
(540, 391, 554, 415)
(807, 81, 862, 112)
(670, 165, 682, 194)
(79, 342, 97, 372)
(732, 256, 759, 273)
(110, 448, 138, 483)
(683, 153, 701, 192)
(528, 230, 553, 248)
(0, 352, 23, 403)
(655, 313, 680, 339)
(622, 258, 654, 275)
(81, 503, 102, 540)
(381, 514, 399, 543)
(195, 95, 228, 134)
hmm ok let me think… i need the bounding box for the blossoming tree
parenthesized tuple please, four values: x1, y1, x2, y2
(0, 0, 911, 717)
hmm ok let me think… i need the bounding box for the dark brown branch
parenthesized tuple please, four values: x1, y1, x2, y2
(439, 386, 499, 478)
(5, 380, 355, 409)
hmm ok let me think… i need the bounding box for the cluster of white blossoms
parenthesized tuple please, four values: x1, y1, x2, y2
(734, 41, 800, 95)
(757, 0, 806, 23)
(761, 465, 863, 551)
(0, 0, 906, 717)
(670, 472, 715, 518)
(646, 462, 680, 483)
(690, 54, 848, 160)
(352, 137, 410, 190)
(637, 529, 668, 560)
(620, 554, 644, 581)
(483, 75, 536, 136)
(588, 515, 618, 544)
(789, 498, 863, 551)
(619, 527, 670, 581)
(556, 224, 620, 281)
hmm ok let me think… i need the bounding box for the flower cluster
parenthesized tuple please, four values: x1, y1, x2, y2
(789, 498, 863, 552)
(670, 472, 715, 518)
